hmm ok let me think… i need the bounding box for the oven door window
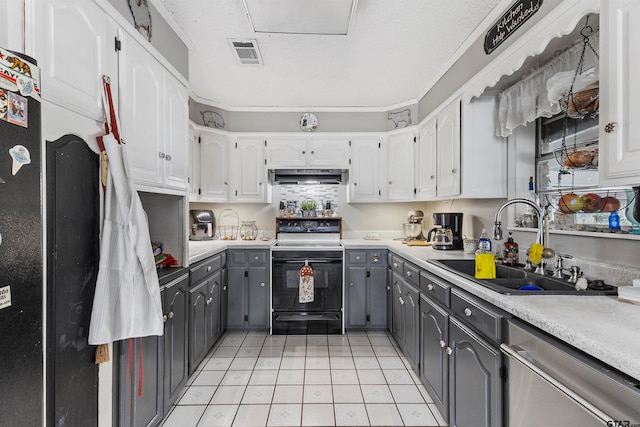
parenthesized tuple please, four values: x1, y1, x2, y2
(272, 260, 342, 311)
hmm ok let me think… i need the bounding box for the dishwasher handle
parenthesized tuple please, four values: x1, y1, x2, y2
(500, 343, 612, 424)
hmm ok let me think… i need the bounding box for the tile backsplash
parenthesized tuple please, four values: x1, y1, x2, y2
(278, 184, 340, 210)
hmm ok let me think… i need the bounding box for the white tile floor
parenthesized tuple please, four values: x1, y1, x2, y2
(160, 330, 448, 427)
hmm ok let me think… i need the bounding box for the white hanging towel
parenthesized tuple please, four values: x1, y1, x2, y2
(299, 261, 314, 303)
(88, 134, 164, 345)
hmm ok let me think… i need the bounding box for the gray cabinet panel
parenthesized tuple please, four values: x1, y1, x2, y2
(206, 270, 222, 347)
(163, 274, 189, 409)
(189, 280, 209, 371)
(248, 265, 269, 327)
(226, 265, 246, 328)
(346, 266, 367, 328)
(449, 317, 502, 427)
(420, 294, 449, 419)
(403, 282, 420, 371)
(368, 265, 388, 328)
(391, 271, 405, 347)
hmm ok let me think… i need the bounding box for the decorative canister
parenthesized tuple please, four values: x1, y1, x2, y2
(239, 221, 258, 240)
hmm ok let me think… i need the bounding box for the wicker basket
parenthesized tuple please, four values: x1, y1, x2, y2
(217, 209, 239, 240)
(560, 86, 599, 118)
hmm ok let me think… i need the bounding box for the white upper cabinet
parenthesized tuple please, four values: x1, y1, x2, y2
(348, 137, 385, 202)
(33, 0, 118, 120)
(199, 129, 229, 202)
(600, 0, 640, 186)
(459, 96, 507, 198)
(435, 100, 461, 198)
(118, 30, 188, 191)
(386, 128, 417, 201)
(266, 136, 349, 169)
(416, 116, 437, 199)
(231, 137, 270, 203)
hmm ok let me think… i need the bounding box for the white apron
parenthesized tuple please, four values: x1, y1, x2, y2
(88, 134, 163, 345)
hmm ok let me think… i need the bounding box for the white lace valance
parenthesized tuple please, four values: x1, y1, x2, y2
(497, 31, 599, 137)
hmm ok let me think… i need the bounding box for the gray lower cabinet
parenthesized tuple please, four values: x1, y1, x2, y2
(189, 253, 225, 373)
(391, 271, 405, 347)
(118, 271, 189, 427)
(390, 269, 420, 372)
(345, 250, 388, 329)
(419, 294, 449, 419)
(226, 249, 270, 329)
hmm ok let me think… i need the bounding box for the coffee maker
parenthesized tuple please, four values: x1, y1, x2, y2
(427, 212, 463, 250)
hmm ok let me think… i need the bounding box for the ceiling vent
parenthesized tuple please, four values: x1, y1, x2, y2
(228, 39, 263, 65)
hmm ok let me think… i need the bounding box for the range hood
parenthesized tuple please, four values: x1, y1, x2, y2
(269, 169, 347, 185)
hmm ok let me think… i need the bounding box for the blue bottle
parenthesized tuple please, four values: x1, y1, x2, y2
(609, 211, 620, 230)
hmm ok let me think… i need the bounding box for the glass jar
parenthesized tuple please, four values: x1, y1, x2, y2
(239, 221, 258, 240)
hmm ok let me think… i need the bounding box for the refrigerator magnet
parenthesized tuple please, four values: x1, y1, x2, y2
(7, 92, 27, 127)
(0, 88, 6, 120)
(9, 144, 31, 175)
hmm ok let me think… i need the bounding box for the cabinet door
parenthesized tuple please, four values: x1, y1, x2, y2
(189, 280, 209, 372)
(346, 266, 367, 328)
(387, 129, 416, 201)
(416, 116, 437, 199)
(600, 0, 640, 185)
(437, 100, 461, 197)
(163, 73, 189, 190)
(265, 138, 307, 168)
(420, 296, 449, 421)
(199, 130, 229, 202)
(368, 265, 388, 329)
(119, 336, 163, 427)
(232, 137, 268, 202)
(391, 272, 405, 348)
(35, 0, 117, 120)
(349, 138, 383, 202)
(118, 29, 164, 187)
(248, 265, 269, 328)
(449, 317, 502, 427)
(403, 282, 420, 372)
(226, 266, 246, 328)
(221, 268, 228, 333)
(188, 126, 200, 200)
(386, 269, 393, 333)
(308, 137, 350, 168)
(207, 270, 222, 347)
(163, 274, 189, 409)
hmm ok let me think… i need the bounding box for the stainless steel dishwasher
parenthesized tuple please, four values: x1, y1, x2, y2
(502, 319, 640, 427)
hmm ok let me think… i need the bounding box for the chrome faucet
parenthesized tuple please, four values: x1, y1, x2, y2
(493, 198, 549, 274)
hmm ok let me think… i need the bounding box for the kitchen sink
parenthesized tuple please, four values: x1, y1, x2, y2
(429, 259, 617, 296)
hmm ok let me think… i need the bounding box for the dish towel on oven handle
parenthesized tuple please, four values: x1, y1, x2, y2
(299, 261, 314, 303)
(88, 76, 164, 345)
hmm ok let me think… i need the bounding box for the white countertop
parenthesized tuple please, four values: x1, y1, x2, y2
(189, 238, 640, 380)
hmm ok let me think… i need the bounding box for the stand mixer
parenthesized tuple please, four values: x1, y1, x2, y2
(402, 210, 425, 240)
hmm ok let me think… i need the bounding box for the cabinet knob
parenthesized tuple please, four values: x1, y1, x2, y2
(350, 283, 354, 287)
(388, 181, 393, 185)
(311, 151, 315, 154)
(406, 271, 412, 277)
(604, 122, 616, 133)
(439, 340, 446, 348)
(353, 182, 358, 186)
(158, 151, 165, 159)
(165, 154, 172, 161)
(452, 168, 458, 174)
(464, 308, 472, 317)
(430, 175, 435, 179)
(163, 314, 168, 322)
(393, 263, 398, 268)
(386, 285, 391, 291)
(446, 347, 453, 356)
(260, 282, 265, 287)
(302, 150, 306, 154)
(427, 284, 434, 291)
(168, 311, 174, 319)
(223, 286, 227, 291)
(207, 266, 212, 272)
(399, 297, 405, 305)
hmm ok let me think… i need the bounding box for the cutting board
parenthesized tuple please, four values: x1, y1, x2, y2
(402, 240, 432, 246)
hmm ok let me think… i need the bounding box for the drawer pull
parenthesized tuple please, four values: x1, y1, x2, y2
(207, 266, 212, 272)
(439, 340, 446, 348)
(464, 308, 472, 317)
(427, 284, 434, 291)
(446, 347, 453, 356)
(163, 314, 168, 322)
(393, 262, 398, 268)
(406, 271, 412, 277)
(260, 282, 265, 287)
(399, 297, 405, 305)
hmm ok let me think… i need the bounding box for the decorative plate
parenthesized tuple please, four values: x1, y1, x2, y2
(300, 113, 318, 132)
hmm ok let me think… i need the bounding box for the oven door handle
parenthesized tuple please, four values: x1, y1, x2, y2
(272, 258, 343, 264)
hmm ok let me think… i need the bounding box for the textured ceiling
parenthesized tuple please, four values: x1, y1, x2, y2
(157, 0, 504, 110)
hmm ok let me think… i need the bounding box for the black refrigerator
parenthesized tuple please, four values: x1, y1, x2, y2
(0, 48, 43, 426)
